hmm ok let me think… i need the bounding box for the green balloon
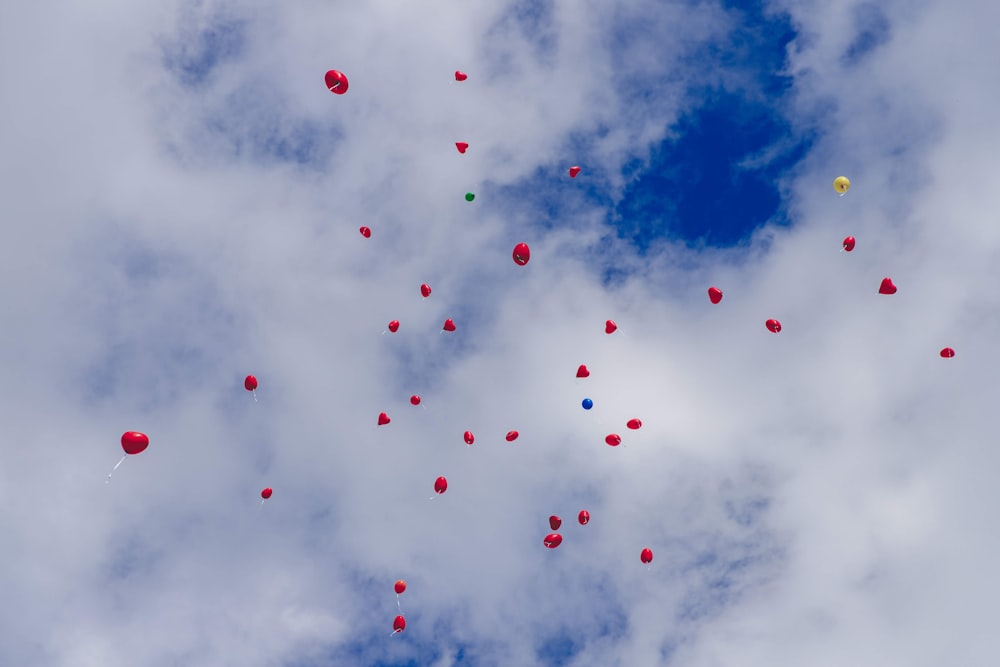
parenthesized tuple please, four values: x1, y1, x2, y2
(465, 192, 475, 202)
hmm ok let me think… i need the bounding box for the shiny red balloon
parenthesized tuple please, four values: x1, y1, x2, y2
(568, 166, 581, 178)
(765, 319, 782, 333)
(121, 431, 149, 455)
(455, 142, 469, 154)
(244, 375, 258, 391)
(940, 347, 955, 358)
(842, 236, 855, 251)
(393, 615, 406, 633)
(454, 71, 468, 81)
(442, 318, 456, 332)
(605, 434, 621, 447)
(464, 431, 475, 445)
(359, 226, 371, 238)
(576, 364, 590, 378)
(512, 243, 530, 266)
(324, 70, 349, 94)
(626, 419, 642, 430)
(261, 487, 272, 500)
(605, 320, 618, 334)
(708, 287, 723, 304)
(544, 533, 563, 548)
(420, 283, 432, 298)
(640, 548, 653, 564)
(879, 277, 897, 294)
(549, 515, 562, 530)
(410, 395, 421, 405)
(378, 412, 391, 426)
(505, 430, 519, 442)
(394, 579, 407, 595)
(578, 510, 590, 525)
(434, 476, 448, 494)
(388, 320, 400, 333)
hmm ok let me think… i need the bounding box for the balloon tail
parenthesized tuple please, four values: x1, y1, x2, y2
(252, 389, 258, 403)
(106, 454, 127, 483)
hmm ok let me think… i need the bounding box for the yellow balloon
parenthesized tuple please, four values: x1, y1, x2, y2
(833, 176, 851, 194)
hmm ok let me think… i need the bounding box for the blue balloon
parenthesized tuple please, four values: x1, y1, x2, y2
(582, 398, 593, 410)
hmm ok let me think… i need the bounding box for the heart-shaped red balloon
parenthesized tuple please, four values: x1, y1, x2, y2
(454, 71, 468, 81)
(410, 395, 421, 405)
(121, 431, 149, 455)
(549, 515, 562, 530)
(359, 226, 371, 238)
(578, 510, 590, 525)
(420, 283, 432, 298)
(261, 487, 272, 500)
(626, 419, 642, 430)
(940, 347, 955, 358)
(442, 318, 456, 332)
(765, 319, 782, 333)
(463, 431, 475, 445)
(378, 412, 390, 426)
(455, 142, 469, 154)
(388, 320, 400, 333)
(708, 286, 723, 304)
(842, 236, 855, 251)
(879, 277, 897, 294)
(605, 434, 622, 447)
(505, 430, 519, 442)
(568, 166, 581, 178)
(576, 364, 590, 378)
(512, 243, 530, 266)
(543, 533, 563, 548)
(605, 320, 617, 334)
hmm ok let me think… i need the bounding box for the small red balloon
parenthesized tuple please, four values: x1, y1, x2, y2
(420, 283, 432, 298)
(765, 319, 782, 333)
(544, 533, 563, 548)
(434, 476, 448, 494)
(940, 347, 955, 358)
(505, 430, 519, 442)
(410, 395, 421, 405)
(442, 318, 456, 332)
(464, 431, 475, 445)
(640, 548, 653, 564)
(576, 364, 590, 378)
(708, 287, 723, 304)
(261, 487, 272, 500)
(578, 510, 590, 525)
(388, 320, 400, 333)
(393, 615, 406, 633)
(244, 375, 258, 391)
(842, 236, 855, 251)
(378, 412, 391, 426)
(455, 142, 469, 154)
(454, 71, 468, 81)
(512, 242, 531, 266)
(394, 580, 407, 595)
(626, 418, 642, 430)
(359, 226, 371, 238)
(549, 515, 562, 530)
(879, 277, 897, 295)
(605, 434, 622, 447)
(121, 431, 149, 455)
(324, 70, 349, 94)
(568, 166, 581, 178)
(605, 320, 618, 334)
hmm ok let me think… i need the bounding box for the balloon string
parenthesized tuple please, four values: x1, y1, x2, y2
(396, 595, 401, 611)
(106, 454, 127, 483)
(252, 389, 258, 403)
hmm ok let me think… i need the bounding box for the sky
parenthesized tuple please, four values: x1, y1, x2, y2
(2, 0, 1000, 665)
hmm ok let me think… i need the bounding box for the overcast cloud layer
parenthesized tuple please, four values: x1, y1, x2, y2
(2, 1, 999, 665)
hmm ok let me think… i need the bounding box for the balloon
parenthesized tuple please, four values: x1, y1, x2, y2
(442, 318, 456, 332)
(359, 226, 371, 238)
(378, 412, 391, 426)
(456, 142, 469, 154)
(605, 434, 621, 447)
(410, 395, 421, 405)
(543, 533, 563, 548)
(512, 243, 530, 266)
(605, 320, 618, 334)
(464, 431, 475, 445)
(833, 176, 850, 194)
(454, 71, 468, 81)
(388, 320, 400, 333)
(582, 398, 593, 410)
(505, 430, 519, 442)
(568, 166, 581, 178)
(261, 487, 272, 500)
(879, 277, 897, 294)
(765, 319, 782, 333)
(244, 375, 258, 391)
(393, 615, 406, 633)
(708, 287, 723, 304)
(640, 548, 653, 564)
(434, 476, 448, 494)
(940, 347, 955, 358)
(394, 580, 407, 595)
(324, 70, 349, 94)
(121, 431, 149, 455)
(626, 418, 642, 430)
(549, 515, 562, 530)
(576, 364, 590, 378)
(842, 236, 855, 251)
(420, 284, 432, 298)
(578, 510, 590, 525)
(465, 193, 475, 202)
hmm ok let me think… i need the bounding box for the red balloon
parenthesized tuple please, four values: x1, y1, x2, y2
(394, 579, 407, 595)
(505, 430, 519, 442)
(434, 476, 448, 494)
(455, 142, 469, 154)
(605, 320, 618, 334)
(549, 515, 562, 530)
(842, 236, 855, 251)
(578, 510, 590, 525)
(640, 547, 653, 564)
(410, 395, 421, 405)
(940, 347, 955, 358)
(359, 226, 371, 238)
(626, 418, 642, 430)
(708, 287, 723, 304)
(393, 615, 406, 633)
(879, 277, 897, 294)
(543, 533, 563, 548)
(388, 320, 400, 333)
(261, 487, 272, 500)
(454, 71, 468, 81)
(442, 318, 456, 332)
(378, 412, 391, 426)
(244, 375, 258, 391)
(605, 434, 622, 447)
(420, 283, 432, 298)
(121, 431, 149, 455)
(512, 243, 530, 266)
(324, 70, 349, 94)
(765, 319, 782, 333)
(464, 430, 475, 445)
(568, 166, 581, 178)
(576, 364, 590, 378)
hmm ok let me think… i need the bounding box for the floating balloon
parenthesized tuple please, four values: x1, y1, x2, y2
(121, 431, 149, 455)
(464, 431, 475, 445)
(582, 398, 593, 410)
(387, 320, 400, 333)
(505, 430, 519, 442)
(549, 515, 562, 530)
(420, 283, 432, 298)
(512, 243, 530, 266)
(455, 71, 468, 81)
(394, 580, 407, 595)
(605, 320, 618, 334)
(360, 226, 371, 238)
(456, 142, 469, 154)
(244, 375, 258, 392)
(765, 319, 782, 333)
(434, 476, 448, 494)
(378, 412, 391, 426)
(576, 364, 590, 378)
(940, 347, 955, 358)
(708, 287, 723, 304)
(261, 487, 272, 500)
(640, 548, 653, 564)
(879, 277, 897, 295)
(568, 166, 581, 178)
(324, 70, 349, 94)
(442, 318, 456, 332)
(465, 193, 475, 202)
(605, 434, 621, 447)
(842, 236, 856, 252)
(393, 615, 406, 633)
(578, 510, 590, 525)
(410, 395, 421, 405)
(626, 419, 642, 430)
(544, 533, 563, 548)
(833, 176, 850, 194)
